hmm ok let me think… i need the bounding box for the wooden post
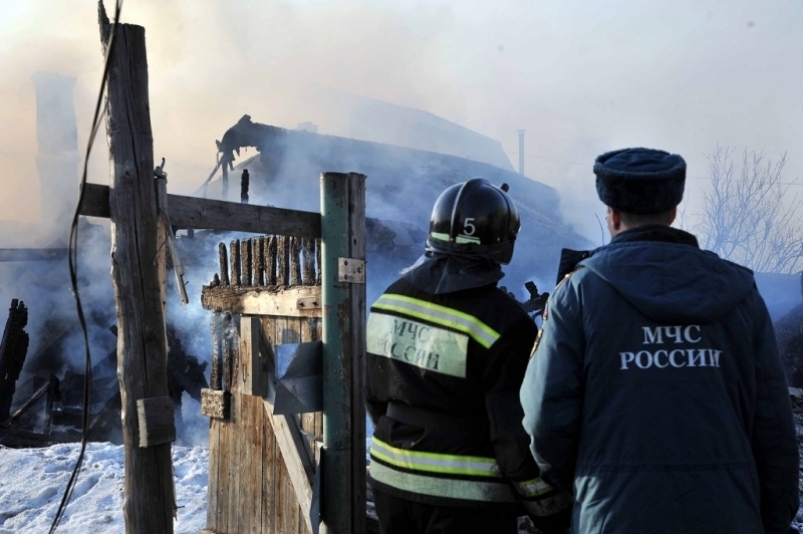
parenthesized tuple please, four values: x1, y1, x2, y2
(291, 237, 302, 286)
(100, 18, 175, 533)
(230, 240, 241, 287)
(218, 243, 229, 286)
(253, 236, 264, 286)
(241, 239, 252, 287)
(277, 236, 288, 287)
(267, 235, 277, 286)
(320, 172, 366, 534)
(302, 238, 315, 285)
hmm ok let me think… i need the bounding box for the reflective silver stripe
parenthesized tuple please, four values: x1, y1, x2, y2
(516, 477, 553, 497)
(371, 437, 501, 477)
(370, 461, 517, 503)
(373, 294, 500, 349)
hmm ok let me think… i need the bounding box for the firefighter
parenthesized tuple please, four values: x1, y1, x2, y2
(366, 178, 572, 534)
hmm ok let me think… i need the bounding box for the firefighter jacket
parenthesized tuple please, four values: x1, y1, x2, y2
(366, 275, 572, 523)
(521, 224, 799, 534)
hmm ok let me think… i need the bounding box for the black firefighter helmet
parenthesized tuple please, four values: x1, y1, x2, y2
(426, 178, 520, 265)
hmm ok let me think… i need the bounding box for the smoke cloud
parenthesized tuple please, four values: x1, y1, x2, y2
(0, 0, 802, 438)
(0, 0, 799, 237)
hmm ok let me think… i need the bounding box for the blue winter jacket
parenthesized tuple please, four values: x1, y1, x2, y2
(521, 225, 799, 534)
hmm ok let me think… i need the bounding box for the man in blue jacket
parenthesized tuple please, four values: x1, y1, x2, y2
(520, 147, 799, 533)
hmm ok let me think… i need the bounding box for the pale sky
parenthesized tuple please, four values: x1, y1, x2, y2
(0, 0, 800, 241)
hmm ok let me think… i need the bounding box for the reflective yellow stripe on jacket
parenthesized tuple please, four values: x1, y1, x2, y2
(372, 294, 501, 349)
(370, 438, 517, 503)
(371, 437, 501, 477)
(370, 462, 517, 503)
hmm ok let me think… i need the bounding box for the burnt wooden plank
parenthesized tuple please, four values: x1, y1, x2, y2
(266, 235, 277, 286)
(277, 236, 288, 287)
(254, 237, 264, 286)
(302, 238, 315, 285)
(230, 240, 241, 287)
(79, 183, 323, 238)
(218, 243, 229, 286)
(201, 285, 322, 317)
(290, 237, 302, 286)
(0, 299, 29, 422)
(241, 239, 252, 287)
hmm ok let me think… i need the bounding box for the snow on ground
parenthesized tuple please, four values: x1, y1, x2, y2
(2, 415, 803, 533)
(0, 443, 208, 534)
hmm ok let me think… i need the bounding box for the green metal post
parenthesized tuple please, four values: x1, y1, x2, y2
(320, 172, 367, 534)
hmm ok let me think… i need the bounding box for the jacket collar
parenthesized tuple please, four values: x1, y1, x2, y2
(610, 224, 699, 248)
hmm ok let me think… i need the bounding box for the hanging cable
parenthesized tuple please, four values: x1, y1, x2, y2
(48, 1, 124, 531)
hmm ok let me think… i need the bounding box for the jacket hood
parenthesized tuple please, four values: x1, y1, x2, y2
(578, 226, 755, 324)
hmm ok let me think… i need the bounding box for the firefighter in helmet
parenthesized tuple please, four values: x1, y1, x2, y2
(365, 178, 572, 533)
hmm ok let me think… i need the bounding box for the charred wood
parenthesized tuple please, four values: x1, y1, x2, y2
(0, 299, 30, 422)
(253, 236, 265, 286)
(230, 239, 241, 286)
(218, 242, 229, 286)
(241, 239, 252, 287)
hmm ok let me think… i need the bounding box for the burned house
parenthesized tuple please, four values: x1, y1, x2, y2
(207, 114, 592, 300)
(0, 77, 592, 448)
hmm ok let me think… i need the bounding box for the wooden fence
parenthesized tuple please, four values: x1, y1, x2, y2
(198, 173, 366, 534)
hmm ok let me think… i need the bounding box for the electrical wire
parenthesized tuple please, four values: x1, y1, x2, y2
(48, 1, 123, 531)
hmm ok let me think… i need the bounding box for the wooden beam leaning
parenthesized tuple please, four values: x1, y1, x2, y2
(201, 285, 322, 317)
(79, 182, 322, 238)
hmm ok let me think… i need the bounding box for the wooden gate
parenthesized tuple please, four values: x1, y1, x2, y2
(199, 173, 366, 534)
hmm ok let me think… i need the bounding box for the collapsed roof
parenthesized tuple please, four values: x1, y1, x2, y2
(208, 115, 593, 292)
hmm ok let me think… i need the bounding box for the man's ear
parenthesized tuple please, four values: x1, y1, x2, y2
(608, 207, 623, 232)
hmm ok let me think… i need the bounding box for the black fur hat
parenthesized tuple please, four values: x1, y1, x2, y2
(594, 147, 686, 214)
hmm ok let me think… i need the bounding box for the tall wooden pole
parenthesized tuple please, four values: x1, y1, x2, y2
(101, 12, 175, 534)
(320, 172, 367, 534)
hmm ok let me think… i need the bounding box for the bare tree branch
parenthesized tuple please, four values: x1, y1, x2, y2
(693, 146, 803, 273)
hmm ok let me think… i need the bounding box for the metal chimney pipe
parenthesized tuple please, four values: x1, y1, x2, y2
(517, 130, 525, 176)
